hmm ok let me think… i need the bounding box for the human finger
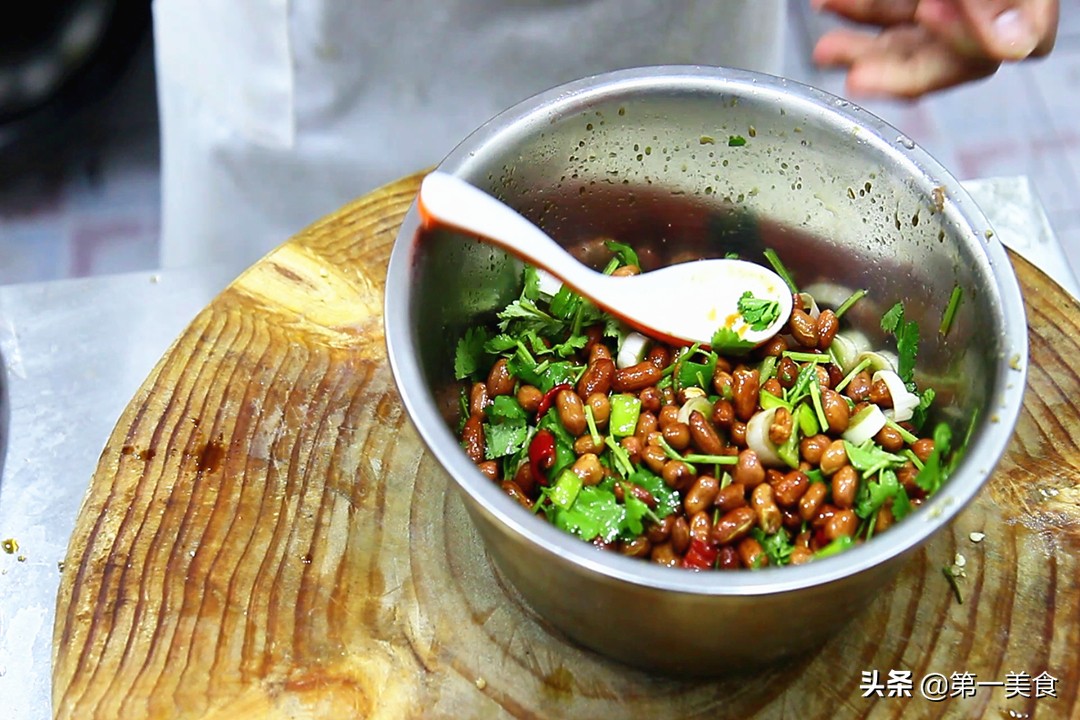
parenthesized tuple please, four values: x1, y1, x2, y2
(951, 0, 1059, 59)
(814, 25, 1001, 99)
(811, 0, 919, 26)
(914, 0, 984, 57)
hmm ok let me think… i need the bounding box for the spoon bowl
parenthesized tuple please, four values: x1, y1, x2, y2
(417, 171, 792, 348)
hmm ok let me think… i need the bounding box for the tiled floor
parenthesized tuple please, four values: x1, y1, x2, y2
(1, 3, 1078, 286)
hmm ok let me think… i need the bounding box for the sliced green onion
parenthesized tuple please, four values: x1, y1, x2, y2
(940, 285, 963, 336)
(842, 404, 887, 445)
(548, 469, 583, 509)
(764, 248, 798, 294)
(609, 393, 641, 438)
(759, 355, 778, 385)
(797, 401, 820, 437)
(835, 288, 869, 319)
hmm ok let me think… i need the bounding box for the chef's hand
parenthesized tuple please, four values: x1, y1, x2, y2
(811, 0, 1059, 99)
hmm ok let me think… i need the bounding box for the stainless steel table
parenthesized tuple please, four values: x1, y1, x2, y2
(0, 178, 1076, 719)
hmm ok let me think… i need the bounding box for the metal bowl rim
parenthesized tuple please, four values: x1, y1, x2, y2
(384, 64, 1029, 596)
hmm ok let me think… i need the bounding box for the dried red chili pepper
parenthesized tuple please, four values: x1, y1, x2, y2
(681, 537, 719, 570)
(534, 383, 572, 420)
(528, 428, 557, 487)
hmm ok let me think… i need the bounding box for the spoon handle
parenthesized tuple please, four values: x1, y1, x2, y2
(417, 172, 606, 294)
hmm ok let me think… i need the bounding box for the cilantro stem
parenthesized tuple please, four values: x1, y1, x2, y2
(681, 453, 739, 465)
(782, 351, 831, 364)
(584, 404, 602, 447)
(834, 289, 869, 319)
(656, 436, 696, 474)
(886, 418, 919, 445)
(834, 357, 872, 393)
(763, 248, 798, 294)
(939, 286, 963, 337)
(604, 436, 635, 478)
(809, 378, 829, 433)
(903, 448, 925, 471)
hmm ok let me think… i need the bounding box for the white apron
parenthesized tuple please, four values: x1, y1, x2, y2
(153, 0, 785, 277)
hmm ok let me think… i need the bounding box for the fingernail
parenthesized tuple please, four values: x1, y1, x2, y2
(993, 9, 1038, 57)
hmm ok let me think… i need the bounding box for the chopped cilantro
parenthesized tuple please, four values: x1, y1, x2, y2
(880, 301, 919, 386)
(676, 347, 719, 389)
(834, 288, 868, 319)
(483, 396, 529, 459)
(710, 326, 754, 354)
(763, 248, 798, 294)
(728, 135, 747, 147)
(454, 326, 491, 380)
(737, 291, 781, 331)
(548, 486, 625, 542)
(522, 265, 541, 300)
(628, 467, 680, 518)
(844, 439, 908, 478)
(855, 468, 903, 520)
(752, 527, 794, 566)
(916, 386, 936, 424)
(915, 422, 952, 494)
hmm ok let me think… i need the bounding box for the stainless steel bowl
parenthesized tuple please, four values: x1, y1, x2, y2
(384, 66, 1027, 675)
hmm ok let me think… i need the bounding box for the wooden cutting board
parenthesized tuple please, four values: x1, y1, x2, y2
(52, 172, 1080, 719)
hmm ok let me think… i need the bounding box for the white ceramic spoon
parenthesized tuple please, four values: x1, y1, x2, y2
(417, 171, 793, 349)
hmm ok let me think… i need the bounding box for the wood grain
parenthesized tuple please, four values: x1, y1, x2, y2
(53, 172, 1080, 719)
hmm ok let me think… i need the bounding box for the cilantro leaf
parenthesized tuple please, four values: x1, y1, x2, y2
(486, 395, 526, 424)
(627, 468, 680, 518)
(711, 326, 754, 354)
(880, 302, 919, 385)
(497, 297, 563, 335)
(551, 486, 625, 542)
(482, 396, 529, 459)
(728, 135, 747, 147)
(855, 468, 902, 519)
(522, 265, 541, 300)
(751, 527, 794, 566)
(604, 239, 639, 268)
(454, 327, 491, 380)
(737, 291, 781, 331)
(483, 333, 519, 354)
(910, 387, 936, 431)
(676, 348, 718, 390)
(483, 422, 528, 459)
(880, 303, 904, 334)
(548, 285, 581, 321)
(915, 422, 953, 494)
(843, 439, 908, 478)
